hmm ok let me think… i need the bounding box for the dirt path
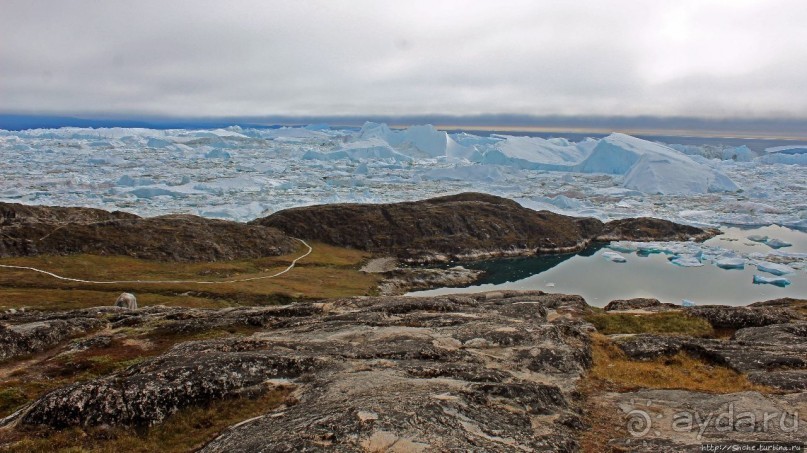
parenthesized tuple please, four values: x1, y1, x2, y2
(0, 239, 312, 285)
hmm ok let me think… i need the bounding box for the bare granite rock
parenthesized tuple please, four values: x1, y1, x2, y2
(0, 317, 105, 362)
(114, 292, 137, 309)
(15, 291, 593, 451)
(602, 389, 806, 451)
(686, 305, 799, 329)
(603, 298, 679, 312)
(376, 266, 485, 295)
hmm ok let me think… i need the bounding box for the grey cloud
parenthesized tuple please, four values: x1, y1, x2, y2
(1, 0, 806, 118)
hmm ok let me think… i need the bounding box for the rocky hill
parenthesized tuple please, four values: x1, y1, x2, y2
(254, 192, 716, 262)
(2, 195, 716, 264)
(0, 202, 296, 262)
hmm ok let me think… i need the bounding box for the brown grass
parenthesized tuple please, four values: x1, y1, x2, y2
(0, 386, 291, 452)
(587, 334, 771, 393)
(578, 334, 775, 452)
(0, 242, 378, 311)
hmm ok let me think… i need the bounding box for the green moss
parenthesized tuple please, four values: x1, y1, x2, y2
(0, 387, 28, 417)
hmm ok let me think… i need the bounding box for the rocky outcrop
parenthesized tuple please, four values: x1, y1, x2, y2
(114, 292, 137, 309)
(0, 202, 295, 262)
(253, 193, 604, 262)
(613, 334, 688, 361)
(14, 292, 594, 451)
(254, 192, 714, 263)
(686, 305, 799, 329)
(604, 389, 806, 451)
(2, 292, 805, 450)
(603, 298, 678, 312)
(0, 317, 105, 362)
(614, 322, 807, 391)
(22, 351, 319, 427)
(596, 217, 718, 242)
(376, 266, 485, 295)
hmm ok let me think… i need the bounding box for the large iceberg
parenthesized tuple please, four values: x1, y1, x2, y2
(759, 145, 807, 165)
(577, 133, 739, 194)
(479, 135, 594, 170)
(357, 122, 470, 159)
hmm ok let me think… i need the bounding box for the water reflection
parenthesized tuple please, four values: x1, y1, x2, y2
(412, 226, 806, 307)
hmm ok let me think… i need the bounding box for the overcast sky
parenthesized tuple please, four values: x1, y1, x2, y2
(2, 0, 806, 119)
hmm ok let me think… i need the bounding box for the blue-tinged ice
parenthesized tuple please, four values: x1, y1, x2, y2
(765, 238, 792, 249)
(670, 255, 703, 267)
(753, 261, 795, 276)
(752, 275, 791, 287)
(715, 256, 745, 270)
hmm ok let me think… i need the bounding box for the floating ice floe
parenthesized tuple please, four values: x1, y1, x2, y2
(753, 261, 795, 276)
(752, 275, 791, 287)
(765, 238, 792, 249)
(715, 256, 746, 270)
(747, 235, 768, 243)
(602, 251, 627, 263)
(670, 255, 703, 267)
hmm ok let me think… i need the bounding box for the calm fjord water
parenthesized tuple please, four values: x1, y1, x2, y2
(411, 225, 806, 307)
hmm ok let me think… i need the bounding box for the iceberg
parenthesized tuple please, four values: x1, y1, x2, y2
(681, 299, 697, 307)
(479, 135, 592, 170)
(759, 145, 807, 165)
(602, 251, 627, 263)
(670, 255, 703, 267)
(576, 133, 739, 194)
(715, 256, 745, 270)
(753, 261, 795, 276)
(747, 234, 768, 243)
(752, 275, 791, 287)
(356, 122, 469, 159)
(765, 238, 792, 249)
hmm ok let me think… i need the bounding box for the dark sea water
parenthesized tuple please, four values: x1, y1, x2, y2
(410, 225, 807, 307)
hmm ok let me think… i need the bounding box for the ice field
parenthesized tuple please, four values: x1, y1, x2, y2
(1, 122, 804, 230)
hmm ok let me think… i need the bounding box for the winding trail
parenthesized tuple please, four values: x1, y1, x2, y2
(0, 238, 312, 285)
